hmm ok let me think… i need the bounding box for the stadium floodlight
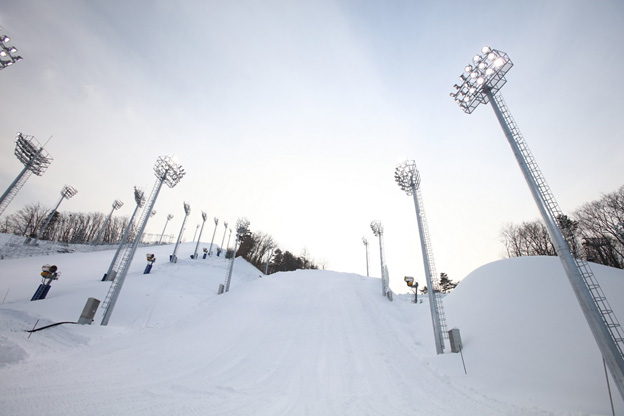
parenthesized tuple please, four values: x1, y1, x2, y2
(170, 202, 191, 263)
(0, 27, 23, 71)
(101, 155, 185, 325)
(0, 133, 53, 218)
(92, 199, 124, 245)
(395, 160, 447, 354)
(221, 217, 250, 293)
(370, 220, 390, 298)
(159, 214, 174, 244)
(102, 187, 145, 282)
(192, 211, 208, 259)
(452, 46, 624, 396)
(33, 185, 78, 243)
(362, 237, 370, 277)
(208, 217, 219, 256)
(220, 221, 228, 256)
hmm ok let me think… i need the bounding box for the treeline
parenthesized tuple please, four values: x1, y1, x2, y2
(0, 203, 135, 244)
(237, 230, 318, 274)
(500, 185, 624, 269)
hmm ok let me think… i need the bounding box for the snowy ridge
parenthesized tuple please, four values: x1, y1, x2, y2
(1, 239, 624, 415)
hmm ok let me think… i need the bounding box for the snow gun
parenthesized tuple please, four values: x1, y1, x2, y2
(404, 276, 419, 303)
(31, 264, 60, 301)
(144, 253, 156, 274)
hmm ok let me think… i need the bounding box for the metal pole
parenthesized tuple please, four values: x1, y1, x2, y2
(264, 245, 274, 275)
(224, 237, 239, 292)
(220, 222, 228, 252)
(171, 208, 189, 263)
(487, 88, 624, 397)
(35, 194, 64, 242)
(193, 213, 207, 259)
(103, 201, 141, 281)
(93, 205, 116, 245)
(208, 217, 218, 256)
(159, 214, 172, 244)
(101, 178, 165, 326)
(411, 184, 444, 355)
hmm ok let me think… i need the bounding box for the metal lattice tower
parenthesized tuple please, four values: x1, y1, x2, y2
(170, 202, 191, 263)
(92, 199, 124, 245)
(0, 133, 53, 218)
(452, 46, 624, 398)
(101, 156, 185, 325)
(370, 221, 390, 298)
(222, 217, 250, 293)
(193, 211, 208, 259)
(362, 237, 370, 277)
(34, 185, 77, 242)
(395, 161, 448, 354)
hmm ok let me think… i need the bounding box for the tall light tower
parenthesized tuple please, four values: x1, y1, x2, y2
(220, 221, 229, 255)
(226, 229, 232, 251)
(159, 214, 173, 244)
(0, 28, 23, 71)
(370, 220, 389, 298)
(221, 217, 250, 293)
(34, 185, 78, 243)
(208, 217, 219, 256)
(395, 160, 447, 354)
(452, 46, 624, 395)
(170, 202, 191, 263)
(92, 199, 124, 245)
(192, 211, 208, 259)
(264, 243, 274, 275)
(101, 155, 185, 325)
(362, 237, 370, 277)
(0, 133, 53, 218)
(102, 187, 145, 282)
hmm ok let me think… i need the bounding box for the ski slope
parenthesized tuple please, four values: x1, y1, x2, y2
(1, 238, 624, 415)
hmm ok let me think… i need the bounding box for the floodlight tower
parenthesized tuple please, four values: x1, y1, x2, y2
(362, 237, 370, 277)
(208, 217, 219, 256)
(159, 214, 173, 244)
(192, 211, 208, 259)
(395, 160, 447, 354)
(101, 155, 185, 325)
(264, 244, 274, 275)
(221, 217, 250, 293)
(0, 133, 53, 218)
(220, 221, 229, 255)
(0, 28, 23, 71)
(34, 185, 78, 243)
(370, 221, 389, 297)
(226, 229, 232, 251)
(170, 202, 191, 263)
(452, 46, 624, 396)
(102, 187, 145, 282)
(92, 199, 124, 245)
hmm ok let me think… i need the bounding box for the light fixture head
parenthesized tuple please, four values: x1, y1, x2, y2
(61, 185, 78, 199)
(201, 211, 207, 221)
(370, 220, 383, 236)
(451, 46, 513, 114)
(112, 199, 124, 210)
(395, 160, 420, 195)
(14, 132, 53, 175)
(133, 187, 146, 207)
(183, 202, 191, 215)
(154, 155, 185, 188)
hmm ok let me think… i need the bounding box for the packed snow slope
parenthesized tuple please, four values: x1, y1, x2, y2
(1, 238, 624, 415)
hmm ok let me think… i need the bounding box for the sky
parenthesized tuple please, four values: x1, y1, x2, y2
(0, 0, 623, 293)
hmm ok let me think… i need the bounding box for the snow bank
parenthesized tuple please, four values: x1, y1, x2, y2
(1, 238, 623, 415)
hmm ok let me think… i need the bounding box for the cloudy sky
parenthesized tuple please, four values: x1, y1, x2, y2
(1, 0, 622, 292)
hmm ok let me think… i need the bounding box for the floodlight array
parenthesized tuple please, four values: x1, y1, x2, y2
(60, 185, 78, 199)
(0, 28, 23, 70)
(201, 211, 207, 221)
(133, 187, 146, 207)
(362, 237, 368, 246)
(450, 46, 513, 114)
(183, 202, 191, 215)
(370, 220, 383, 237)
(14, 133, 53, 176)
(394, 160, 420, 195)
(154, 155, 185, 188)
(112, 199, 124, 210)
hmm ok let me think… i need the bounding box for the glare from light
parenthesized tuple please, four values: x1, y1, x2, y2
(495, 57, 505, 67)
(481, 46, 491, 53)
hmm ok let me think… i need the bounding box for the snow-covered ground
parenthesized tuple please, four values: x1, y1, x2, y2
(1, 235, 623, 415)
